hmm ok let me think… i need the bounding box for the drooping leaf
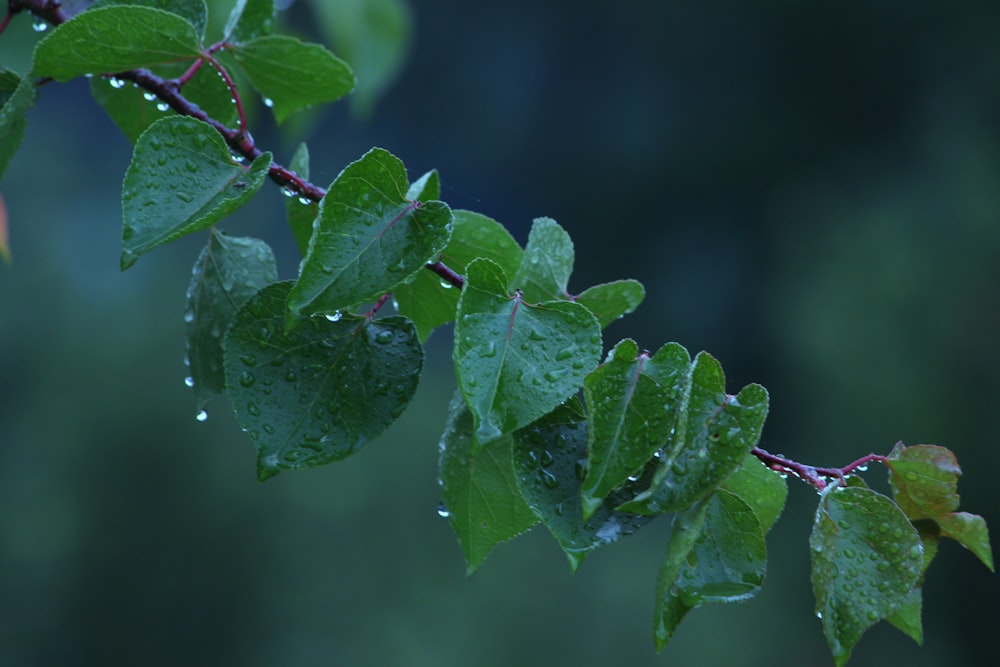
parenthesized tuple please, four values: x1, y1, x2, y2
(0, 70, 37, 184)
(580, 339, 690, 519)
(121, 116, 271, 269)
(454, 258, 602, 446)
(574, 279, 645, 328)
(810, 484, 923, 667)
(307, 0, 411, 117)
(185, 229, 277, 410)
(511, 400, 654, 571)
(654, 489, 767, 651)
(438, 393, 539, 574)
(935, 511, 994, 571)
(33, 6, 202, 81)
(223, 281, 423, 482)
(91, 0, 208, 41)
(619, 352, 769, 515)
(395, 209, 523, 341)
(284, 142, 318, 256)
(227, 35, 354, 123)
(224, 0, 274, 44)
(719, 452, 788, 533)
(511, 217, 574, 303)
(286, 147, 452, 323)
(886, 443, 961, 519)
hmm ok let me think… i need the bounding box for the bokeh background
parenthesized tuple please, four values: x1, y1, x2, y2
(2, 1, 998, 665)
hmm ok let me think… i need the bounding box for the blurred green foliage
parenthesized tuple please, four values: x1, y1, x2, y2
(1, 1, 997, 665)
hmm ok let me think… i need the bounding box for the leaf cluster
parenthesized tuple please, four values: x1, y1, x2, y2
(0, 1, 992, 663)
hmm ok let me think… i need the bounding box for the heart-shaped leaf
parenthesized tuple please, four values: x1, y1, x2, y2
(286, 147, 452, 323)
(224, 281, 423, 481)
(454, 258, 601, 446)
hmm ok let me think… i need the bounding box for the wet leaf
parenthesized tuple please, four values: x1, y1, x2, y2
(886, 443, 961, 519)
(224, 0, 274, 43)
(286, 147, 452, 323)
(284, 142, 318, 256)
(511, 400, 654, 571)
(223, 281, 423, 481)
(511, 217, 574, 302)
(720, 452, 788, 533)
(121, 116, 271, 268)
(810, 485, 923, 667)
(574, 279, 645, 328)
(185, 229, 277, 410)
(935, 512, 994, 571)
(438, 393, 538, 574)
(454, 258, 601, 447)
(0, 69, 37, 183)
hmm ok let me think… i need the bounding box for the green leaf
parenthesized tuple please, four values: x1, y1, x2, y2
(227, 35, 355, 124)
(454, 258, 602, 446)
(720, 452, 788, 533)
(511, 217, 574, 302)
(224, 0, 274, 43)
(89, 77, 169, 144)
(886, 443, 961, 519)
(935, 512, 994, 571)
(810, 485, 923, 667)
(0, 70, 37, 184)
(574, 279, 645, 328)
(405, 169, 440, 202)
(223, 281, 423, 482)
(91, 0, 208, 42)
(887, 587, 923, 645)
(33, 6, 202, 81)
(121, 116, 272, 269)
(619, 352, 769, 515)
(284, 142, 318, 256)
(395, 209, 523, 341)
(185, 229, 277, 410)
(286, 148, 453, 322)
(654, 490, 767, 651)
(511, 400, 654, 571)
(580, 339, 689, 519)
(307, 0, 411, 117)
(438, 393, 539, 574)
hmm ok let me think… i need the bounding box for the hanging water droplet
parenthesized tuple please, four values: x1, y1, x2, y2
(143, 91, 157, 102)
(439, 279, 453, 289)
(325, 310, 343, 322)
(184, 376, 194, 388)
(263, 97, 274, 108)
(297, 196, 311, 205)
(282, 187, 296, 198)
(109, 77, 125, 89)
(230, 152, 245, 163)
(436, 501, 451, 518)
(196, 410, 208, 422)
(183, 310, 194, 323)
(32, 19, 48, 32)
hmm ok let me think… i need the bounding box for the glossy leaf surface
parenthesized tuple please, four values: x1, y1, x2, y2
(719, 453, 788, 533)
(395, 209, 523, 340)
(619, 352, 769, 515)
(227, 35, 354, 123)
(454, 258, 601, 446)
(185, 230, 277, 410)
(91, 0, 208, 41)
(511, 217, 574, 302)
(810, 485, 923, 667)
(0, 70, 36, 183)
(121, 116, 271, 268)
(438, 394, 538, 573)
(286, 147, 452, 322)
(224, 282, 423, 481)
(654, 490, 766, 650)
(33, 6, 201, 81)
(284, 142, 318, 256)
(224, 0, 274, 43)
(512, 401, 653, 571)
(574, 279, 645, 328)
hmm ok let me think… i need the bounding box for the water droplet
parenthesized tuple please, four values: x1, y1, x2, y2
(325, 311, 343, 322)
(375, 330, 393, 345)
(816, 611, 823, 620)
(282, 187, 296, 198)
(480, 341, 497, 358)
(285, 370, 297, 382)
(540, 450, 554, 467)
(143, 91, 156, 102)
(156, 102, 169, 112)
(909, 545, 921, 559)
(239, 371, 256, 387)
(195, 410, 208, 422)
(297, 196, 311, 205)
(437, 501, 451, 518)
(843, 548, 855, 559)
(240, 354, 257, 366)
(528, 328, 547, 341)
(184, 376, 194, 387)
(109, 77, 125, 89)
(263, 97, 274, 108)
(555, 347, 574, 361)
(32, 19, 48, 32)
(247, 401, 261, 417)
(540, 469, 559, 489)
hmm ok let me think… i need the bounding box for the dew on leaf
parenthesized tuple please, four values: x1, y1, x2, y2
(555, 347, 574, 361)
(541, 469, 559, 489)
(247, 401, 261, 417)
(183, 376, 194, 388)
(196, 410, 208, 422)
(325, 311, 343, 322)
(239, 371, 256, 387)
(437, 501, 451, 518)
(263, 97, 274, 108)
(375, 330, 394, 345)
(240, 354, 257, 366)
